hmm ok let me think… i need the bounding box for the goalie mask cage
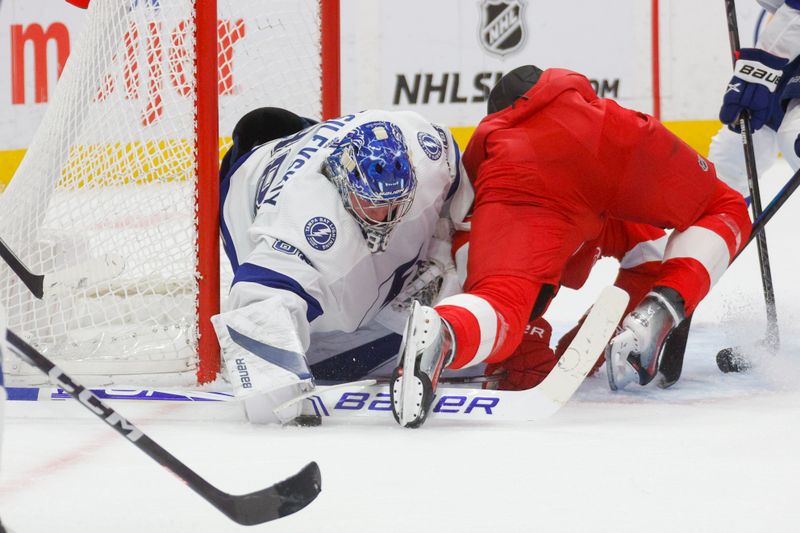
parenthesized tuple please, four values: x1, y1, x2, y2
(0, 0, 340, 386)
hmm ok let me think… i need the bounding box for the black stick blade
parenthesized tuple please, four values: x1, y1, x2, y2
(222, 461, 321, 526)
(0, 236, 44, 298)
(658, 315, 692, 388)
(6, 328, 322, 526)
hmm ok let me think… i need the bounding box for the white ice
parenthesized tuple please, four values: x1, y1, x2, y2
(1, 162, 800, 533)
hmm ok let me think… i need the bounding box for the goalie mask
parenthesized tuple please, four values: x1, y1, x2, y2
(324, 121, 417, 252)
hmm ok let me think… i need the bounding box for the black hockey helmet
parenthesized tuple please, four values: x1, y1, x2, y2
(487, 65, 544, 114)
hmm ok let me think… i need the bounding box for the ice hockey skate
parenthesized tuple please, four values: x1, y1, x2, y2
(606, 287, 686, 391)
(391, 301, 454, 428)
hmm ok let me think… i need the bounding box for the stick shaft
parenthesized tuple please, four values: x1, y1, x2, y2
(0, 237, 43, 298)
(4, 329, 320, 525)
(724, 0, 780, 349)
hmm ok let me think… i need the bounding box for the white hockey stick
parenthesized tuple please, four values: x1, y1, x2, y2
(278, 286, 629, 424)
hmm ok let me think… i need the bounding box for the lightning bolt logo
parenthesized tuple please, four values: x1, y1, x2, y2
(311, 227, 332, 238)
(304, 217, 338, 250)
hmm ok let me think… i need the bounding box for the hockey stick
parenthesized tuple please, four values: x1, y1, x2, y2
(658, 165, 800, 383)
(658, 0, 791, 383)
(724, 0, 780, 352)
(0, 236, 125, 299)
(373, 373, 505, 385)
(4, 328, 321, 525)
(715, 165, 800, 371)
(275, 286, 629, 424)
(745, 168, 800, 249)
(0, 236, 44, 298)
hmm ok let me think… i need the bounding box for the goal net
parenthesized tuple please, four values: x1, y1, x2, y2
(0, 0, 339, 386)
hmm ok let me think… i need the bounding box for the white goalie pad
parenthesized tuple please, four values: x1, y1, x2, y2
(211, 299, 312, 399)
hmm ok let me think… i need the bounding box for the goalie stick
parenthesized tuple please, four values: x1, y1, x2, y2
(276, 286, 629, 424)
(4, 329, 321, 525)
(0, 236, 124, 299)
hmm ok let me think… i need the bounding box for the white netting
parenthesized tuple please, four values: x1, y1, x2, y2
(0, 0, 324, 386)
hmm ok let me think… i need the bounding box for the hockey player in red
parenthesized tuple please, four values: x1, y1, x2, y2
(476, 219, 668, 391)
(391, 65, 752, 427)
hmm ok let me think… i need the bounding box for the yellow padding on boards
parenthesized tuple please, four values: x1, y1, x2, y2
(662, 120, 723, 158)
(451, 121, 724, 156)
(0, 149, 26, 192)
(0, 122, 723, 191)
(0, 138, 234, 190)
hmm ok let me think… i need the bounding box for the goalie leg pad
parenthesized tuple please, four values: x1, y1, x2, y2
(245, 381, 315, 425)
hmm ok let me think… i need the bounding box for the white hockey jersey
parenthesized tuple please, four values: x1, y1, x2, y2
(756, 0, 800, 60)
(213, 110, 472, 395)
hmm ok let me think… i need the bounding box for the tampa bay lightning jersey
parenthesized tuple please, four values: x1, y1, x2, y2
(757, 0, 800, 59)
(220, 110, 472, 342)
(757, 0, 789, 14)
(750, 0, 800, 129)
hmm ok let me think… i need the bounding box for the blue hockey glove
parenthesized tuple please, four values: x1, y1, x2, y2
(719, 48, 787, 132)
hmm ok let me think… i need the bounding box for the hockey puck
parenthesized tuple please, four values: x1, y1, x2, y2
(716, 347, 751, 373)
(292, 414, 322, 427)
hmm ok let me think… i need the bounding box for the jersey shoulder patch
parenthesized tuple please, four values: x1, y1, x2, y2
(417, 131, 443, 161)
(304, 216, 338, 251)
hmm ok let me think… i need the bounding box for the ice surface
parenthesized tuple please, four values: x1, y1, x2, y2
(1, 162, 800, 532)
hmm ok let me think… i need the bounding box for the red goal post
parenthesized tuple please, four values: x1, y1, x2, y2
(0, 0, 340, 386)
(194, 0, 340, 382)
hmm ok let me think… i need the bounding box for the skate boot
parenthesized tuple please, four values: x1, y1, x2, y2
(391, 301, 455, 428)
(606, 286, 685, 391)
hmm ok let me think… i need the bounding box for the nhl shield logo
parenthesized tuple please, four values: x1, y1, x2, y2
(479, 0, 527, 57)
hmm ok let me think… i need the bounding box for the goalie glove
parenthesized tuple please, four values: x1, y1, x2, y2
(393, 260, 446, 309)
(720, 48, 788, 131)
(392, 218, 459, 311)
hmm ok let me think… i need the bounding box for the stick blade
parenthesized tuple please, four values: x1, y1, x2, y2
(223, 461, 321, 526)
(657, 315, 692, 388)
(531, 285, 629, 416)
